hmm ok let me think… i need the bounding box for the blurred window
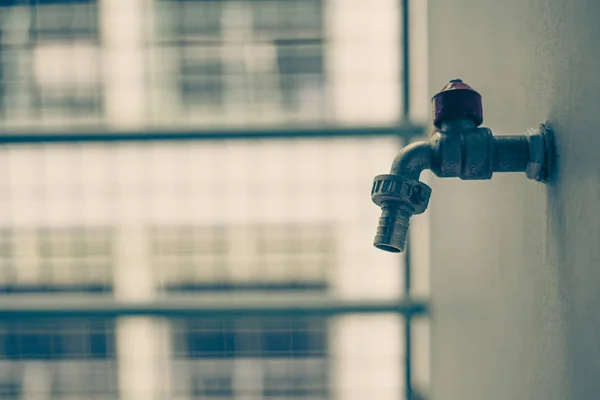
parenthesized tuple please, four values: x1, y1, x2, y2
(29, 0, 99, 40)
(156, 222, 333, 398)
(179, 45, 225, 107)
(158, 0, 325, 114)
(0, 0, 102, 121)
(150, 225, 333, 293)
(252, 0, 322, 36)
(173, 317, 328, 399)
(0, 319, 115, 360)
(0, 227, 113, 293)
(178, 318, 326, 359)
(172, 0, 222, 37)
(0, 319, 117, 399)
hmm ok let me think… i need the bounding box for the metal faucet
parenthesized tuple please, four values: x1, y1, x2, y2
(372, 79, 555, 253)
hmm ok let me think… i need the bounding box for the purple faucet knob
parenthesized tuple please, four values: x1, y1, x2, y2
(432, 79, 483, 129)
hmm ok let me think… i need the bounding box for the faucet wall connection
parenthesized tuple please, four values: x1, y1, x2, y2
(372, 79, 555, 253)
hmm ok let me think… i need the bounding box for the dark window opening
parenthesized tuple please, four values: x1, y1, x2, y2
(0, 319, 116, 360)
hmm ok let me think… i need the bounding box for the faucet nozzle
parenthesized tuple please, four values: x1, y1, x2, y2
(371, 174, 431, 253)
(374, 202, 413, 252)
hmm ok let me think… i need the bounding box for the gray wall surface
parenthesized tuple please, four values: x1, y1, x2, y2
(427, 0, 600, 399)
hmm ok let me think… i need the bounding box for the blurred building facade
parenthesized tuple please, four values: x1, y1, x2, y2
(0, 0, 428, 399)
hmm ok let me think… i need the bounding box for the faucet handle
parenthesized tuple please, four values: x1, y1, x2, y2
(432, 78, 483, 129)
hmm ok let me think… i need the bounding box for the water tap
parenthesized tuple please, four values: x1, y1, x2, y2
(372, 79, 555, 253)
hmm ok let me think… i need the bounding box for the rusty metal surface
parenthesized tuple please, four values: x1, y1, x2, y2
(390, 141, 433, 179)
(429, 121, 493, 179)
(493, 135, 531, 173)
(371, 174, 432, 214)
(461, 128, 494, 179)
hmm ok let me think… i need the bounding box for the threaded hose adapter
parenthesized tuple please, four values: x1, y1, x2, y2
(371, 174, 431, 253)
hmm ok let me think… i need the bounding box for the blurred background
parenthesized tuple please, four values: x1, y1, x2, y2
(0, 0, 430, 399)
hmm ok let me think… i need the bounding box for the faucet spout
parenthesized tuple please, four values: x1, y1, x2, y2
(370, 139, 433, 253)
(371, 144, 433, 252)
(390, 140, 433, 180)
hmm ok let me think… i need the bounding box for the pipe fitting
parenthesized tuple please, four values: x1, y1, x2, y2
(525, 123, 554, 183)
(372, 79, 555, 253)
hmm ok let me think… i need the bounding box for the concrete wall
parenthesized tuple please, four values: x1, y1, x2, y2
(427, 0, 600, 399)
